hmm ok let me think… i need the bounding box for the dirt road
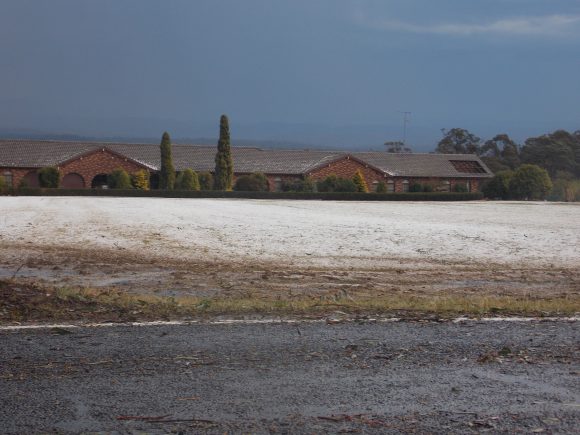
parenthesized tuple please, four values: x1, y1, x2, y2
(1, 320, 579, 433)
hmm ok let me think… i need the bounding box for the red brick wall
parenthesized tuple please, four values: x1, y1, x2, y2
(0, 168, 32, 188)
(59, 149, 149, 188)
(2, 150, 150, 189)
(394, 177, 482, 193)
(307, 157, 386, 190)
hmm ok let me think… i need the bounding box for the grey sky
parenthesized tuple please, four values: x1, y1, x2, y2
(1, 0, 579, 150)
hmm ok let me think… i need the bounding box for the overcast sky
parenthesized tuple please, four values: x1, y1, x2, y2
(1, 0, 579, 150)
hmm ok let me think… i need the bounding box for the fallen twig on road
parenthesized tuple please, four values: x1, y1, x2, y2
(117, 415, 171, 421)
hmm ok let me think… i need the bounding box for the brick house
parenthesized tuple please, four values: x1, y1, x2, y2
(0, 139, 493, 192)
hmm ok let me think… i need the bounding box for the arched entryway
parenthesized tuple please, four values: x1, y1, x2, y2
(149, 173, 160, 190)
(91, 174, 109, 189)
(23, 171, 40, 188)
(62, 173, 85, 189)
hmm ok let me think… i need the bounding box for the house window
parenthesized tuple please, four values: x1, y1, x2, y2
(387, 180, 395, 193)
(274, 177, 282, 192)
(466, 181, 471, 192)
(402, 180, 409, 192)
(372, 181, 379, 192)
(441, 180, 451, 192)
(3, 171, 13, 187)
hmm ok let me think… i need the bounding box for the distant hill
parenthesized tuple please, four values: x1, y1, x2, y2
(0, 130, 376, 151)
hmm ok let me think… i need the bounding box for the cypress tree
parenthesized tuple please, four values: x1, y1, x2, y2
(214, 115, 234, 190)
(160, 131, 175, 190)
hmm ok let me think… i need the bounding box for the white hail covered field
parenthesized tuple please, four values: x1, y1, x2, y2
(1, 197, 579, 268)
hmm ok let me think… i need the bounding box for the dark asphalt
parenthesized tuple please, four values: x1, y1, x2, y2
(1, 320, 579, 434)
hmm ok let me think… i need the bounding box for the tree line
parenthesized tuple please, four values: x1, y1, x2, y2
(433, 128, 580, 201)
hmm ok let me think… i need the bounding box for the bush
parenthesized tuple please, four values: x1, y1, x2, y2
(375, 180, 387, 193)
(453, 183, 468, 193)
(0, 176, 5, 192)
(282, 177, 316, 192)
(175, 169, 200, 191)
(38, 167, 61, 188)
(317, 174, 357, 193)
(422, 184, 434, 193)
(548, 171, 580, 202)
(409, 183, 423, 192)
(509, 164, 552, 200)
(131, 170, 150, 190)
(483, 170, 514, 199)
(198, 172, 214, 191)
(234, 172, 270, 192)
(352, 170, 369, 193)
(108, 168, 132, 189)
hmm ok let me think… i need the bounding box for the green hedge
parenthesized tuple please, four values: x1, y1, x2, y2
(5, 188, 483, 201)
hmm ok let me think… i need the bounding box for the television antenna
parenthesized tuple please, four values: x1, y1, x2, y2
(398, 111, 412, 145)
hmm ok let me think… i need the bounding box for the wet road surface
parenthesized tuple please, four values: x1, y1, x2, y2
(1, 320, 579, 433)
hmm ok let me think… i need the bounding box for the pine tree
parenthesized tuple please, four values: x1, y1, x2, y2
(159, 132, 175, 190)
(214, 115, 234, 190)
(352, 170, 369, 192)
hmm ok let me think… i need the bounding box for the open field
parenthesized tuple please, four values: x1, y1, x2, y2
(1, 197, 579, 433)
(0, 197, 579, 320)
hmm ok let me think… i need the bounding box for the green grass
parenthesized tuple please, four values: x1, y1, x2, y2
(53, 287, 580, 317)
(3, 282, 578, 324)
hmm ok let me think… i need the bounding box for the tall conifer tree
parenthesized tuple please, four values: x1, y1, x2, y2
(159, 131, 175, 190)
(214, 115, 234, 190)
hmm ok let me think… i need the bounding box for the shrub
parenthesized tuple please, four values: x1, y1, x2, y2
(38, 167, 61, 188)
(131, 170, 150, 190)
(509, 164, 552, 200)
(198, 172, 214, 191)
(175, 169, 200, 191)
(352, 170, 369, 193)
(282, 177, 316, 192)
(409, 183, 423, 192)
(317, 174, 338, 192)
(375, 180, 387, 193)
(234, 172, 270, 191)
(108, 168, 132, 189)
(482, 170, 514, 199)
(0, 176, 5, 192)
(317, 174, 357, 193)
(453, 183, 468, 193)
(548, 171, 580, 202)
(422, 184, 434, 193)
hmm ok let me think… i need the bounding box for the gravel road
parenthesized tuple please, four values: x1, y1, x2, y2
(1, 320, 579, 433)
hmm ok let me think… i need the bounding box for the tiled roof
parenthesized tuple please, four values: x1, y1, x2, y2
(0, 140, 493, 178)
(106, 144, 346, 174)
(0, 140, 99, 168)
(352, 152, 493, 178)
